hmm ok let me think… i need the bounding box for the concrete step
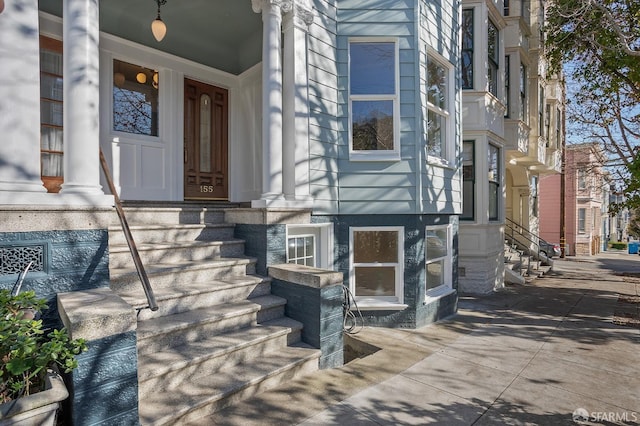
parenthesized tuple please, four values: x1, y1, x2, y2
(108, 223, 236, 246)
(138, 318, 303, 398)
(109, 257, 257, 292)
(117, 275, 271, 320)
(136, 295, 287, 353)
(138, 344, 321, 426)
(109, 239, 246, 268)
(114, 206, 229, 226)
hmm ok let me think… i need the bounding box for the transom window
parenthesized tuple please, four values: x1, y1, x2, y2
(349, 40, 399, 160)
(350, 227, 403, 305)
(426, 225, 453, 297)
(426, 55, 453, 164)
(113, 59, 159, 137)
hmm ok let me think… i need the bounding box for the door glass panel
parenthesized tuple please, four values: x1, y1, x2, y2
(199, 94, 212, 173)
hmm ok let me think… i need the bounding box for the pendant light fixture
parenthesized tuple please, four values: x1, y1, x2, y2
(151, 0, 168, 42)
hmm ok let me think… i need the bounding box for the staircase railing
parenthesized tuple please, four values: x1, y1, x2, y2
(100, 149, 158, 312)
(505, 217, 542, 275)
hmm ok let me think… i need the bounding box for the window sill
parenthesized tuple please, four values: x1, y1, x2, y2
(349, 151, 401, 162)
(425, 286, 456, 303)
(355, 299, 408, 311)
(426, 156, 454, 169)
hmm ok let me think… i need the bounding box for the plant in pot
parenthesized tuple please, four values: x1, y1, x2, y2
(0, 289, 87, 425)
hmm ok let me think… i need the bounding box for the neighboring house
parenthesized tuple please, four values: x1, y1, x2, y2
(0, 1, 461, 423)
(540, 143, 606, 256)
(458, 0, 564, 294)
(609, 191, 629, 243)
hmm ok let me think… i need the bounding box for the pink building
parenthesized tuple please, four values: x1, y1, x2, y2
(539, 143, 606, 256)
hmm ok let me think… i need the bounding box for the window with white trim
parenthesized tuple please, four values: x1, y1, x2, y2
(519, 63, 527, 122)
(461, 9, 474, 89)
(287, 224, 334, 269)
(287, 235, 315, 267)
(487, 19, 499, 97)
(426, 225, 452, 296)
(461, 141, 475, 221)
(489, 144, 501, 221)
(349, 40, 399, 160)
(350, 227, 404, 305)
(426, 54, 453, 163)
(578, 208, 586, 233)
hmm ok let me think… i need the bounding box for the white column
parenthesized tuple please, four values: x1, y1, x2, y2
(282, 0, 313, 205)
(60, 0, 104, 196)
(252, 0, 285, 207)
(0, 0, 47, 200)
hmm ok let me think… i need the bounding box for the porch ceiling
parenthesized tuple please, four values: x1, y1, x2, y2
(40, 0, 263, 75)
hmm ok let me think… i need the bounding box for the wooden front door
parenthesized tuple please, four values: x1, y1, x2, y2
(184, 78, 228, 200)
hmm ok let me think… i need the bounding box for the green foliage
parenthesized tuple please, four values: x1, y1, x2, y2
(610, 242, 627, 250)
(0, 289, 87, 403)
(546, 0, 640, 99)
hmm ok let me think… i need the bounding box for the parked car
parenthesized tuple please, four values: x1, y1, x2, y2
(539, 239, 561, 258)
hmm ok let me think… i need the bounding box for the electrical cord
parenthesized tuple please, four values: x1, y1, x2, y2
(342, 285, 364, 334)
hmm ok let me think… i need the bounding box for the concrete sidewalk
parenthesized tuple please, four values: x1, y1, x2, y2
(198, 252, 640, 425)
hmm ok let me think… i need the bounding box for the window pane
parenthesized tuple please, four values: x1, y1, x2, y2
(488, 145, 499, 183)
(41, 127, 63, 151)
(427, 110, 444, 157)
(489, 182, 499, 220)
(113, 60, 159, 136)
(350, 43, 395, 95)
(354, 231, 398, 263)
(426, 229, 448, 260)
(41, 101, 63, 127)
(426, 259, 445, 290)
(488, 20, 498, 62)
(352, 100, 394, 151)
(462, 9, 474, 89)
(355, 266, 396, 296)
(41, 153, 63, 177)
(200, 94, 212, 173)
(40, 75, 63, 101)
(40, 50, 62, 75)
(427, 58, 447, 109)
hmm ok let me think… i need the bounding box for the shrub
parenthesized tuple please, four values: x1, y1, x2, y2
(0, 289, 87, 403)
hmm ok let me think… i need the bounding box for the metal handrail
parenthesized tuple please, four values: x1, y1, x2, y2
(100, 149, 158, 312)
(505, 218, 542, 274)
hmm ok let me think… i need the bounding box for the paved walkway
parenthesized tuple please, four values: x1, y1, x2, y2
(202, 251, 640, 425)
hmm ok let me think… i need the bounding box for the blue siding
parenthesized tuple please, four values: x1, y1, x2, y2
(310, 0, 340, 214)
(418, 0, 463, 214)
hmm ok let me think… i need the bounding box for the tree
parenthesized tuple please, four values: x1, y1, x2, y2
(545, 0, 640, 209)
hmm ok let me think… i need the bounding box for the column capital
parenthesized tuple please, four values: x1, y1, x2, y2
(251, 0, 285, 14)
(282, 0, 314, 28)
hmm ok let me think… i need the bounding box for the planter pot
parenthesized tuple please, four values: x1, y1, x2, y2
(0, 369, 69, 426)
